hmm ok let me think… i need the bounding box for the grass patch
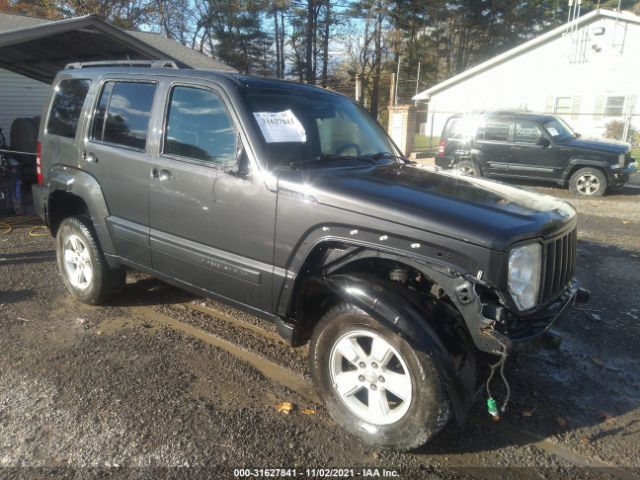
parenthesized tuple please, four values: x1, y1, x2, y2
(415, 134, 439, 151)
(631, 147, 640, 160)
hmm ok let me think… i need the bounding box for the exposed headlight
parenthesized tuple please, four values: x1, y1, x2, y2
(508, 243, 541, 310)
(619, 153, 626, 167)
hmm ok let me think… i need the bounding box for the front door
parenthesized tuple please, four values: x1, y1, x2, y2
(507, 120, 559, 180)
(148, 83, 276, 312)
(83, 79, 158, 267)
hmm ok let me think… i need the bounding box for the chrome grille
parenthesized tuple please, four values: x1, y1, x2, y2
(541, 228, 577, 301)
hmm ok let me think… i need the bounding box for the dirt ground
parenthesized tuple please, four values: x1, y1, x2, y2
(1, 180, 639, 480)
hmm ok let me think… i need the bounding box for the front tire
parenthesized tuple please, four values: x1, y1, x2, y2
(309, 303, 450, 450)
(56, 216, 125, 305)
(569, 167, 607, 196)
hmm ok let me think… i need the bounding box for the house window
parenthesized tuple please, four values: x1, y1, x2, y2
(605, 96, 625, 116)
(554, 97, 572, 115)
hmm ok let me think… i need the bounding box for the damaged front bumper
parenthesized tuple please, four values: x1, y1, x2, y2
(458, 278, 590, 356)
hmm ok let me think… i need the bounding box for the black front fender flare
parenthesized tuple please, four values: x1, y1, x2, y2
(316, 273, 479, 423)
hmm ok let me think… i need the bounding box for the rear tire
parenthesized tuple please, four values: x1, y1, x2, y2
(309, 302, 450, 451)
(569, 167, 607, 196)
(56, 216, 125, 305)
(456, 159, 480, 176)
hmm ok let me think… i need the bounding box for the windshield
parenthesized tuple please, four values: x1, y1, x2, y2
(241, 87, 396, 168)
(543, 116, 577, 141)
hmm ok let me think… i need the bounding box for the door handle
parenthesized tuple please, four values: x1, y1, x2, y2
(85, 152, 98, 163)
(152, 168, 172, 181)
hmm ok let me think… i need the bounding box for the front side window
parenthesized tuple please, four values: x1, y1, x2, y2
(163, 86, 237, 166)
(605, 96, 625, 116)
(514, 121, 544, 144)
(477, 120, 510, 142)
(47, 79, 91, 138)
(91, 81, 156, 150)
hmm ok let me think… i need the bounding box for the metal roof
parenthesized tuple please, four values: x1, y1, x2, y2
(413, 9, 640, 101)
(0, 13, 235, 83)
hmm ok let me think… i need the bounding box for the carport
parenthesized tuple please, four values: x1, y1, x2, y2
(0, 15, 199, 83)
(0, 13, 233, 213)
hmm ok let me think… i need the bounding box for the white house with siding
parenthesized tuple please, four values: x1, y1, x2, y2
(414, 9, 640, 142)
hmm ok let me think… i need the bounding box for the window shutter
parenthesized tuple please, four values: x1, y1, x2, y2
(545, 96, 554, 113)
(594, 96, 605, 120)
(626, 95, 638, 115)
(571, 96, 582, 120)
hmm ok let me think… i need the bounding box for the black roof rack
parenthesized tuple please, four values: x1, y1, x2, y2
(65, 60, 179, 70)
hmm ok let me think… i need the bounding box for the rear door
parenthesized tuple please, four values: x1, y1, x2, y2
(83, 78, 158, 267)
(508, 120, 559, 180)
(474, 118, 512, 176)
(148, 81, 276, 312)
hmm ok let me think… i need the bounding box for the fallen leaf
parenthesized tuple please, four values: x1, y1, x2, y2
(556, 417, 568, 428)
(301, 408, 316, 415)
(276, 401, 294, 415)
(599, 412, 615, 424)
(591, 356, 604, 367)
(522, 409, 535, 417)
(622, 220, 630, 225)
(580, 437, 590, 446)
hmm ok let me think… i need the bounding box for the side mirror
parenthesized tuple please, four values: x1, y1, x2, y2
(537, 137, 551, 148)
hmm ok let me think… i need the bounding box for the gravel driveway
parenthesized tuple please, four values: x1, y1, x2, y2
(1, 183, 639, 479)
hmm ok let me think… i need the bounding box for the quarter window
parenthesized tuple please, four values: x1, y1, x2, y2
(163, 86, 237, 166)
(91, 81, 156, 150)
(46, 79, 91, 138)
(515, 121, 544, 144)
(477, 120, 510, 142)
(605, 96, 625, 117)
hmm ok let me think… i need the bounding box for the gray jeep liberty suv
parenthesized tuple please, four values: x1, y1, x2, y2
(33, 61, 589, 450)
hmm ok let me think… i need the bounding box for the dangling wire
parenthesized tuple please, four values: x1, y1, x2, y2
(486, 341, 511, 416)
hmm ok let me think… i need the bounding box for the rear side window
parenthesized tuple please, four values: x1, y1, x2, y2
(163, 86, 237, 166)
(47, 79, 91, 138)
(477, 120, 511, 142)
(91, 81, 156, 150)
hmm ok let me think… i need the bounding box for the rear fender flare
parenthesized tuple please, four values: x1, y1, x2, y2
(47, 165, 116, 257)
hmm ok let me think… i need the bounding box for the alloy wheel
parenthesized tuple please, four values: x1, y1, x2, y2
(576, 173, 601, 195)
(329, 329, 413, 425)
(63, 234, 93, 290)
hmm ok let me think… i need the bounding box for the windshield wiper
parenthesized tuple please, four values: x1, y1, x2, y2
(289, 154, 376, 168)
(371, 151, 409, 164)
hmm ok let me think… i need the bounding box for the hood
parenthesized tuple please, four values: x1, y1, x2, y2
(560, 136, 630, 155)
(277, 164, 576, 250)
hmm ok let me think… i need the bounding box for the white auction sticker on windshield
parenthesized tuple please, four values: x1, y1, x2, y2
(547, 127, 560, 136)
(253, 110, 307, 143)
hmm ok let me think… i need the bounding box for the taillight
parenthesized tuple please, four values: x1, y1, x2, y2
(36, 141, 43, 185)
(437, 139, 445, 157)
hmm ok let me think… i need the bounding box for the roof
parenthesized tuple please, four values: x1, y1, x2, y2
(0, 12, 235, 83)
(127, 31, 235, 72)
(413, 9, 640, 101)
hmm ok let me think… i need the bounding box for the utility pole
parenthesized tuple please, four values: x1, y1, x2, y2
(389, 72, 396, 107)
(414, 61, 421, 107)
(395, 56, 401, 106)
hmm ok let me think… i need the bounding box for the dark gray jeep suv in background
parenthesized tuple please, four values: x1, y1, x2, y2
(33, 62, 589, 450)
(437, 112, 637, 196)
